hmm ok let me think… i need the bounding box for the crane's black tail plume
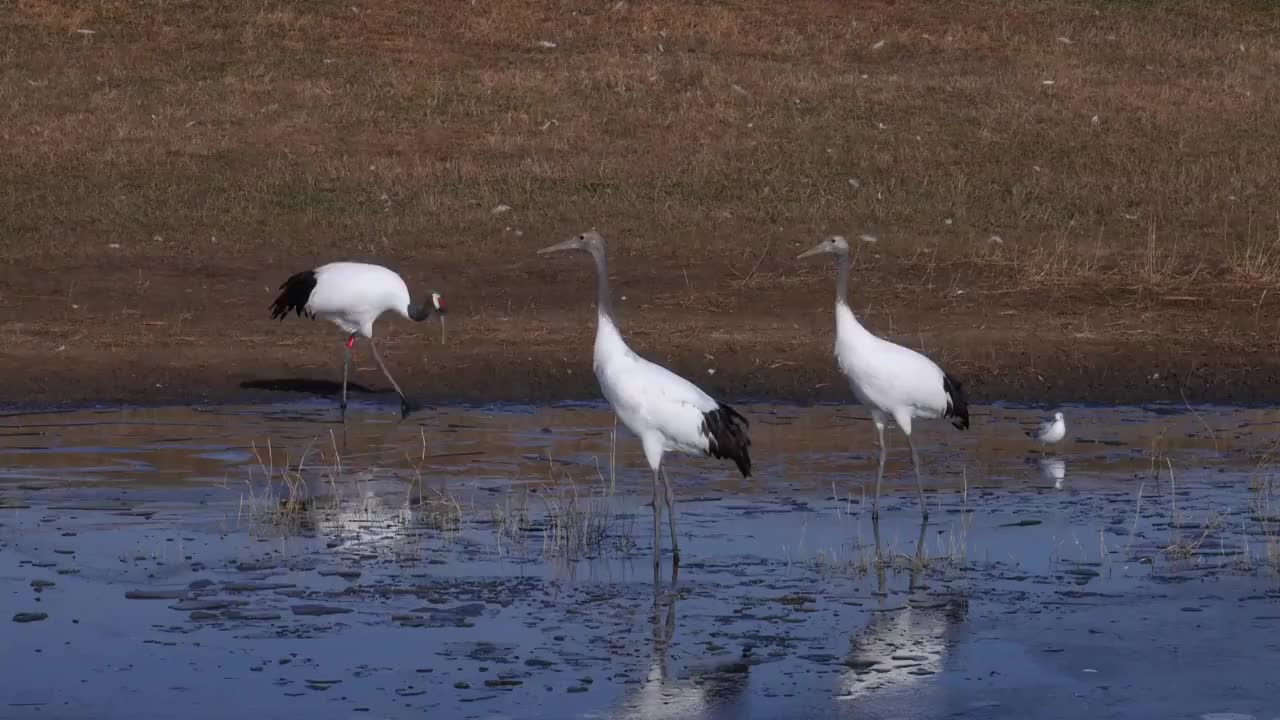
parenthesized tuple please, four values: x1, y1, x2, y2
(701, 402, 752, 477)
(270, 270, 318, 320)
(942, 372, 970, 430)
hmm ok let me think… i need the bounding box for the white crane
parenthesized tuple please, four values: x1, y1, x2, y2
(1027, 411, 1067, 447)
(798, 236, 969, 519)
(269, 261, 446, 418)
(539, 231, 752, 567)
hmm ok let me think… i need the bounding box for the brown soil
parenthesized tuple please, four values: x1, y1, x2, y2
(3, 1, 1280, 409)
(3, 254, 1279, 409)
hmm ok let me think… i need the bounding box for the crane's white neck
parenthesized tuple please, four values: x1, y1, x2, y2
(594, 311, 630, 362)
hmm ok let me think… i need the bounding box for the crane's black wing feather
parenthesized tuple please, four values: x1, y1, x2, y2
(270, 270, 317, 320)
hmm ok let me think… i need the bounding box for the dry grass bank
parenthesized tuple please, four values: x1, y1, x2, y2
(2, 0, 1279, 406)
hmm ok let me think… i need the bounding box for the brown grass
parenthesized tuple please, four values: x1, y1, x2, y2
(3, 1, 1280, 406)
(3, 0, 1279, 279)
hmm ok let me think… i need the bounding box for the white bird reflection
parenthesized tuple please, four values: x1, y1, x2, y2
(609, 563, 750, 720)
(1038, 457, 1066, 489)
(838, 519, 968, 702)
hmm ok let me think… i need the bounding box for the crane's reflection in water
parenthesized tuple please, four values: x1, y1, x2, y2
(610, 561, 751, 720)
(839, 518, 969, 702)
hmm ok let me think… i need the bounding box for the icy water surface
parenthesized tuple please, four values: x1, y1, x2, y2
(2, 401, 1280, 719)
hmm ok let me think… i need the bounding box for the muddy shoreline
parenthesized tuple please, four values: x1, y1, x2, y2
(4, 341, 1280, 412)
(4, 259, 1280, 411)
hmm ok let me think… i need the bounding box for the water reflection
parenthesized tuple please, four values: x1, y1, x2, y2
(6, 402, 1280, 719)
(1038, 457, 1067, 489)
(841, 518, 969, 702)
(0, 403, 1269, 506)
(609, 562, 752, 720)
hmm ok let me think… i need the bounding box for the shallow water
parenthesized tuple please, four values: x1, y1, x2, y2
(2, 401, 1280, 719)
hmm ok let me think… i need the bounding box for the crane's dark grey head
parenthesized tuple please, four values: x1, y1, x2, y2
(538, 230, 606, 257)
(407, 291, 447, 342)
(797, 235, 850, 260)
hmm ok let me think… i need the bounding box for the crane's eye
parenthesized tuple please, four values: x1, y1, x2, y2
(578, 235, 585, 240)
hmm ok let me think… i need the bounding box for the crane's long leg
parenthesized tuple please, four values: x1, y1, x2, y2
(910, 514, 928, 590)
(651, 467, 662, 574)
(871, 513, 885, 588)
(872, 417, 888, 520)
(905, 431, 929, 520)
(340, 334, 355, 419)
(661, 466, 679, 565)
(366, 337, 411, 418)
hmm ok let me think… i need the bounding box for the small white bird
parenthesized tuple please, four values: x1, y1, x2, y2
(540, 231, 751, 568)
(270, 261, 446, 418)
(1027, 411, 1067, 447)
(798, 235, 969, 520)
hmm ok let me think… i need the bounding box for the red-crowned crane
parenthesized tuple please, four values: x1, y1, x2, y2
(539, 231, 751, 568)
(798, 236, 969, 519)
(269, 261, 445, 419)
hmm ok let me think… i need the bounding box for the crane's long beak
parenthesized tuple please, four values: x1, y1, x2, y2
(538, 239, 580, 255)
(438, 314, 447, 345)
(796, 243, 827, 260)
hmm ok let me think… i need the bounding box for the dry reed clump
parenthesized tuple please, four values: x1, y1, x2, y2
(225, 424, 636, 559)
(808, 482, 973, 579)
(1136, 420, 1280, 575)
(492, 440, 636, 561)
(491, 485, 634, 561)
(811, 526, 966, 581)
(402, 428, 463, 533)
(228, 430, 464, 539)
(1245, 439, 1280, 575)
(230, 437, 324, 536)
